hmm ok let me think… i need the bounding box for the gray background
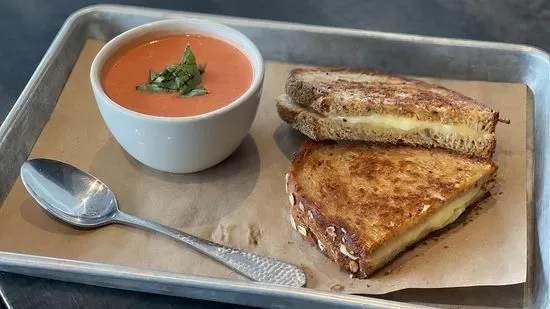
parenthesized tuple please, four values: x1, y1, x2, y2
(1, 0, 548, 308)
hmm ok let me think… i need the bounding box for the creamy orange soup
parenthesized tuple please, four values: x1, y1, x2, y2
(102, 35, 253, 117)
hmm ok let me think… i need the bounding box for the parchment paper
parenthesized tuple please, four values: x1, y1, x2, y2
(0, 40, 527, 294)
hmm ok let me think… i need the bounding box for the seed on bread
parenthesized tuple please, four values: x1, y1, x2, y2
(432, 192, 445, 201)
(317, 240, 325, 251)
(285, 173, 290, 193)
(297, 225, 308, 237)
(339, 244, 359, 260)
(299, 201, 305, 212)
(421, 204, 431, 212)
(289, 214, 297, 230)
(288, 193, 295, 206)
(349, 260, 359, 273)
(326, 226, 337, 238)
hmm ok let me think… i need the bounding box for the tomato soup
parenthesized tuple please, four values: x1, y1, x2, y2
(102, 35, 253, 117)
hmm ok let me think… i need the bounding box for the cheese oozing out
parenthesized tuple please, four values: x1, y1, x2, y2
(368, 185, 485, 269)
(331, 115, 489, 138)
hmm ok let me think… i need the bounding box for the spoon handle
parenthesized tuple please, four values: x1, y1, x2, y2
(113, 211, 306, 287)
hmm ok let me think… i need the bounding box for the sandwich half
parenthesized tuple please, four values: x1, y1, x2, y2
(278, 67, 502, 159)
(286, 140, 497, 278)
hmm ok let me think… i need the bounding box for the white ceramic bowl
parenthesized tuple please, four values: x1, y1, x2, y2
(90, 19, 264, 173)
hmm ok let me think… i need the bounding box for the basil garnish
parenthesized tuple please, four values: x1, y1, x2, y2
(136, 45, 207, 97)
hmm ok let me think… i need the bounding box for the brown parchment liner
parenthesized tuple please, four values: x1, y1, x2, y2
(0, 40, 527, 294)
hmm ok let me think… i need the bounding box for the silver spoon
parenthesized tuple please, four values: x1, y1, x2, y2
(20, 158, 306, 287)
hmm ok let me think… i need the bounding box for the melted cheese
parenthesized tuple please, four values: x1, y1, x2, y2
(331, 115, 487, 138)
(369, 186, 484, 268)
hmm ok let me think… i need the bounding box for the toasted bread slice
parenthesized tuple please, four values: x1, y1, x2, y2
(281, 67, 500, 158)
(286, 140, 497, 278)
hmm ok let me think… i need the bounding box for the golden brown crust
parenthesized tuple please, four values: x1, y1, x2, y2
(286, 140, 497, 278)
(285, 67, 499, 134)
(277, 95, 497, 159)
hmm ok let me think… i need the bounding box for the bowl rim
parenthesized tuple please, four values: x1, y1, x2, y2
(89, 18, 264, 122)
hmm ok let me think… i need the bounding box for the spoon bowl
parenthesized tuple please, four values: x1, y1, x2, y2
(20, 158, 306, 287)
(21, 159, 118, 227)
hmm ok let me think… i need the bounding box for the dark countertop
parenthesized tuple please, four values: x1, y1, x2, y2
(1, 1, 549, 308)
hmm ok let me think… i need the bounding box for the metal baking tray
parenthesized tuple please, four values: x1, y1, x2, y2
(0, 4, 547, 309)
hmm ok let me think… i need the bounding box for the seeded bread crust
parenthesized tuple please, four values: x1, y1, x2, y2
(285, 140, 497, 278)
(277, 94, 496, 159)
(285, 67, 499, 134)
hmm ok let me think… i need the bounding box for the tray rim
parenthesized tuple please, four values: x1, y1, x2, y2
(0, 251, 430, 309)
(0, 4, 546, 309)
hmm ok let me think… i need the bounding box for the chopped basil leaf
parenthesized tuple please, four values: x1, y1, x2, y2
(136, 84, 173, 93)
(181, 45, 196, 65)
(154, 75, 166, 84)
(136, 44, 207, 97)
(166, 64, 178, 73)
(187, 73, 201, 89)
(161, 79, 179, 90)
(183, 88, 208, 97)
(148, 70, 157, 83)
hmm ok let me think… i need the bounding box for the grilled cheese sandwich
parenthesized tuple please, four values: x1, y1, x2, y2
(287, 141, 496, 278)
(279, 67, 502, 159)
